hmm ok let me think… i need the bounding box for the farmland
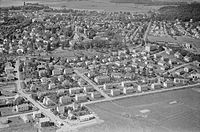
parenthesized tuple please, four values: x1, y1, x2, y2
(82, 88, 200, 132)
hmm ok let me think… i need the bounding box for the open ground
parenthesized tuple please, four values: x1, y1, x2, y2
(80, 88, 200, 132)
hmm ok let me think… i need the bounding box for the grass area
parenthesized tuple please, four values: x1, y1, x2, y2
(41, 127, 57, 132)
(82, 88, 200, 132)
(0, 117, 36, 132)
(50, 48, 103, 58)
(0, 107, 13, 116)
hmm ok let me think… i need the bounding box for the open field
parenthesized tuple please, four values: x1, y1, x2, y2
(81, 88, 200, 132)
(0, 116, 36, 132)
(0, 107, 13, 116)
(51, 48, 103, 58)
(0, 0, 161, 13)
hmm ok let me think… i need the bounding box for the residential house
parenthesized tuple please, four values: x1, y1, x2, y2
(150, 83, 162, 90)
(110, 89, 121, 96)
(48, 83, 56, 90)
(78, 78, 87, 86)
(90, 92, 101, 99)
(39, 70, 47, 77)
(13, 104, 30, 112)
(37, 65, 46, 71)
(52, 68, 62, 76)
(124, 73, 135, 80)
(40, 77, 49, 84)
(124, 67, 132, 73)
(79, 114, 95, 122)
(83, 86, 94, 93)
(43, 96, 54, 106)
(163, 81, 174, 88)
(56, 106, 65, 114)
(4, 65, 14, 74)
(168, 59, 177, 66)
(69, 87, 83, 95)
(158, 61, 166, 66)
(111, 73, 123, 79)
(71, 74, 80, 81)
(165, 48, 173, 55)
(64, 68, 73, 75)
(57, 75, 65, 82)
(32, 111, 43, 119)
(87, 71, 96, 78)
(145, 44, 157, 52)
(39, 117, 50, 127)
(189, 73, 200, 79)
(121, 81, 137, 87)
(137, 85, 149, 92)
(185, 43, 192, 49)
(173, 78, 188, 85)
(174, 52, 182, 58)
(123, 87, 136, 94)
(20, 114, 33, 123)
(184, 67, 192, 73)
(184, 56, 192, 62)
(75, 94, 88, 102)
(6, 74, 16, 81)
(94, 75, 110, 84)
(59, 95, 72, 105)
(62, 79, 70, 87)
(103, 84, 118, 90)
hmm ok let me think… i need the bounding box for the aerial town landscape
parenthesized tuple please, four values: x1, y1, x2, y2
(0, 0, 200, 132)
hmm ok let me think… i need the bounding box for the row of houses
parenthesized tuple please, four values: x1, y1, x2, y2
(106, 77, 189, 96)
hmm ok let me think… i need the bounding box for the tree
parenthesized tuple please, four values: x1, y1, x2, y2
(46, 43, 51, 52)
(31, 94, 38, 100)
(14, 97, 25, 105)
(61, 42, 65, 50)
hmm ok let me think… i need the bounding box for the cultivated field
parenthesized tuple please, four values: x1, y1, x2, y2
(81, 88, 200, 132)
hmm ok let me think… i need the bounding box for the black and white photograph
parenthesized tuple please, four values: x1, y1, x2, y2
(0, 0, 200, 132)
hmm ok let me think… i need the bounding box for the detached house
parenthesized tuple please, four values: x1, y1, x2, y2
(13, 104, 30, 112)
(52, 68, 62, 76)
(75, 94, 88, 102)
(59, 96, 72, 105)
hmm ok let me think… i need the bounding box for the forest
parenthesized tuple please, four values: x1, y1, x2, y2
(157, 2, 200, 21)
(111, 0, 187, 5)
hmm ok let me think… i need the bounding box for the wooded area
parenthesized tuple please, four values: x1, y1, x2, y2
(157, 2, 200, 21)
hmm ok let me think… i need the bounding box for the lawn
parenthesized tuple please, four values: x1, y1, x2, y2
(81, 88, 200, 132)
(0, 107, 13, 117)
(0, 117, 37, 132)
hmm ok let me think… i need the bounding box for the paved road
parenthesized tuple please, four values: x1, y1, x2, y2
(144, 20, 152, 43)
(163, 62, 194, 74)
(0, 96, 16, 100)
(74, 69, 111, 99)
(15, 58, 71, 131)
(3, 111, 36, 118)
